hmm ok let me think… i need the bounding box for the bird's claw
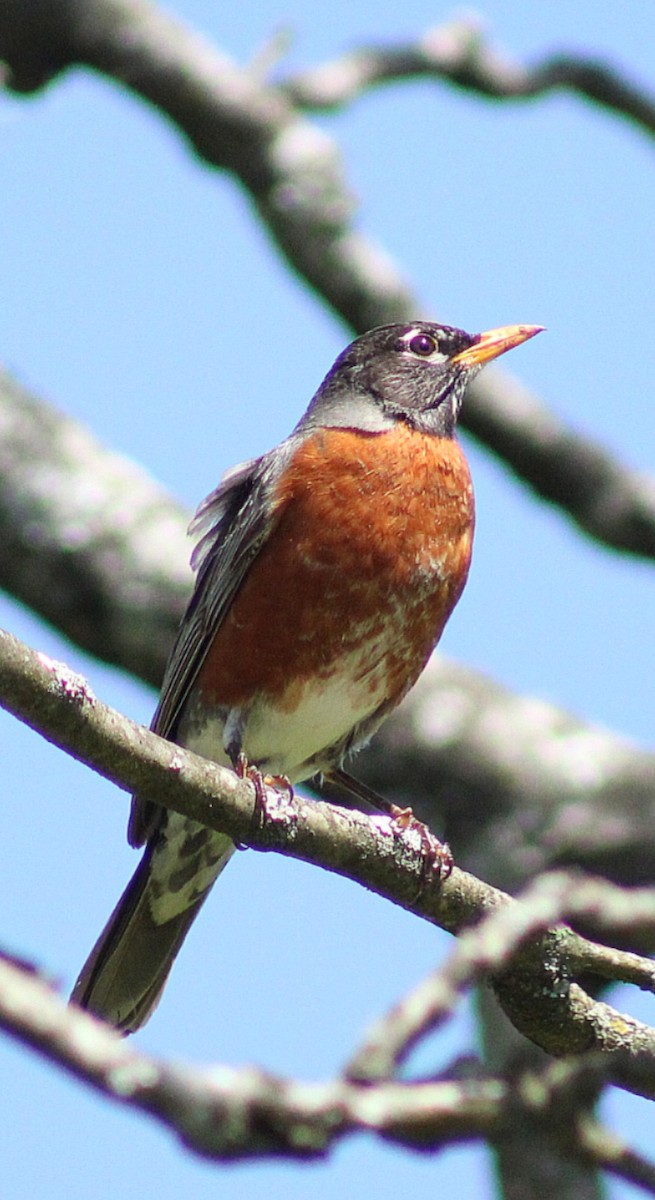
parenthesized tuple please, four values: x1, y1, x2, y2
(389, 803, 454, 890)
(235, 755, 294, 833)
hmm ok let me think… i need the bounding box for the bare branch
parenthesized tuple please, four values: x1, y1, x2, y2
(3, 373, 655, 895)
(577, 1114, 655, 1194)
(347, 871, 655, 1083)
(477, 988, 604, 1200)
(2, 626, 655, 1079)
(284, 17, 655, 143)
(505, 1058, 655, 1195)
(462, 368, 655, 560)
(0, 625, 456, 912)
(1, 5, 655, 556)
(361, 658, 655, 896)
(0, 368, 190, 687)
(2, 954, 655, 1179)
(0, 954, 508, 1159)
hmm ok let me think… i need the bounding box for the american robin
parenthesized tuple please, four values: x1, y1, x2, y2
(72, 320, 542, 1031)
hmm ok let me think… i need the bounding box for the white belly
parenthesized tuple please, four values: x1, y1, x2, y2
(185, 634, 394, 781)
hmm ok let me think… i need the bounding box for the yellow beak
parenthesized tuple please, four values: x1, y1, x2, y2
(450, 324, 544, 368)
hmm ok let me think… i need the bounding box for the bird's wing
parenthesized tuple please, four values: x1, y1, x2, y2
(129, 438, 297, 846)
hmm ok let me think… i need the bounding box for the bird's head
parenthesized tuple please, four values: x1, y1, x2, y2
(300, 321, 543, 437)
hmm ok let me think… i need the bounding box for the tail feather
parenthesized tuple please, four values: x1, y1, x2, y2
(71, 825, 234, 1033)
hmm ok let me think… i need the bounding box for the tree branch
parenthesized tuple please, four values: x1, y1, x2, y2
(577, 1113, 655, 1194)
(1, 4, 655, 557)
(498, 1057, 655, 1196)
(0, 369, 190, 687)
(2, 3, 655, 1187)
(2, 953, 655, 1184)
(347, 870, 655, 1083)
(476, 986, 604, 1200)
(3, 371, 655, 900)
(2, 625, 655, 1084)
(284, 17, 655, 143)
(360, 658, 655, 898)
(0, 953, 507, 1159)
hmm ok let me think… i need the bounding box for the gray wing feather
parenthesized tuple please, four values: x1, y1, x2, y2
(129, 439, 297, 846)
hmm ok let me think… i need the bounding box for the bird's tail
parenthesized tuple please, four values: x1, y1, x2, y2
(71, 820, 235, 1033)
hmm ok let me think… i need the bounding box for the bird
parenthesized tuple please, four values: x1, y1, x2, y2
(71, 319, 542, 1032)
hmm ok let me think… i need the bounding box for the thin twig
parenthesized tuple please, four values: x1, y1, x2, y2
(285, 17, 655, 143)
(347, 871, 655, 1082)
(576, 1113, 655, 1194)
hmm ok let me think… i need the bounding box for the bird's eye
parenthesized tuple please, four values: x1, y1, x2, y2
(408, 333, 437, 356)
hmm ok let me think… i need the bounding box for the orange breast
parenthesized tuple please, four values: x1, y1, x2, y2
(196, 423, 474, 711)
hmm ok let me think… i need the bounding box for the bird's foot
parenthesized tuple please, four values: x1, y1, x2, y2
(234, 752, 268, 841)
(234, 755, 295, 835)
(321, 769, 452, 891)
(235, 751, 267, 803)
(389, 804, 454, 891)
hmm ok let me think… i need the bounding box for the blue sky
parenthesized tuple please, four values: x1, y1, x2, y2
(1, 2, 654, 1196)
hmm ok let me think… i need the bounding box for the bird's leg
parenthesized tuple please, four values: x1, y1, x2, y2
(225, 707, 292, 797)
(234, 756, 294, 801)
(323, 767, 398, 814)
(324, 768, 453, 885)
(233, 750, 267, 807)
(225, 709, 269, 820)
(228, 736, 294, 847)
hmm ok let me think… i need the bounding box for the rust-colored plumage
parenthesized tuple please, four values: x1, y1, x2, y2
(197, 424, 473, 712)
(71, 320, 542, 1031)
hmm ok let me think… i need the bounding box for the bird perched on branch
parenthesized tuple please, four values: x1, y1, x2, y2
(72, 319, 542, 1031)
